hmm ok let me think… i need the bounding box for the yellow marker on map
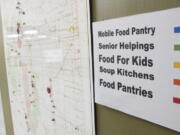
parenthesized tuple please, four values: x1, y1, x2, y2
(68, 26, 76, 32)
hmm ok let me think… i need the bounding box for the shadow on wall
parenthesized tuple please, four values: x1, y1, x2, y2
(0, 93, 6, 135)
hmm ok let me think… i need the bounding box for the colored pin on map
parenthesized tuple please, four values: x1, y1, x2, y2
(47, 87, 51, 94)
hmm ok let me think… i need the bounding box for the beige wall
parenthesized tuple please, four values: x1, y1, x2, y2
(91, 0, 180, 135)
(0, 92, 6, 135)
(92, 0, 180, 21)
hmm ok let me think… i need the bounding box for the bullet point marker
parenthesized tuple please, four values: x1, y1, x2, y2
(174, 45, 180, 51)
(174, 62, 180, 68)
(173, 97, 180, 104)
(174, 79, 180, 85)
(174, 27, 180, 33)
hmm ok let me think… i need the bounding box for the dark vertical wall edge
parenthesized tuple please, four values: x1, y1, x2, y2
(89, 0, 97, 135)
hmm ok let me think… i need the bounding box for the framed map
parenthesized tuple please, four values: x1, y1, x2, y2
(0, 0, 94, 135)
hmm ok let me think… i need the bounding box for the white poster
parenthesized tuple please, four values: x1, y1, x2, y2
(93, 7, 180, 132)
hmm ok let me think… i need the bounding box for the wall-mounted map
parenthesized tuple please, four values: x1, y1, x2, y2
(1, 0, 94, 134)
